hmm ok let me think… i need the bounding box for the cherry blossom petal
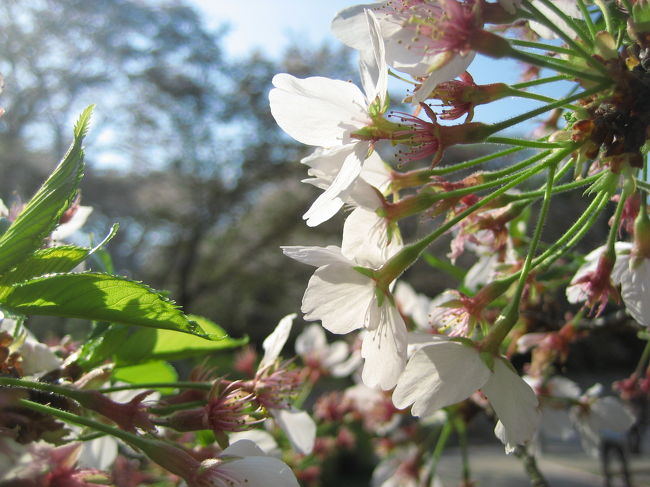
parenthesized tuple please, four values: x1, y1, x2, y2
(341, 207, 401, 266)
(282, 245, 350, 268)
(411, 52, 476, 103)
(259, 313, 296, 369)
(295, 324, 327, 357)
(269, 74, 370, 147)
(613, 256, 650, 326)
(361, 303, 407, 390)
(483, 359, 540, 453)
(322, 340, 351, 368)
(270, 408, 316, 455)
(303, 143, 367, 226)
(51, 206, 93, 240)
(392, 340, 490, 416)
(528, 0, 582, 39)
(215, 454, 300, 487)
(228, 431, 280, 457)
(359, 9, 388, 106)
(302, 263, 376, 334)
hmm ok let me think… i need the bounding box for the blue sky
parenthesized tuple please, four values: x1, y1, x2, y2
(190, 1, 356, 58)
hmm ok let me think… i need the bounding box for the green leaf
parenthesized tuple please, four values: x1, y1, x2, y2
(0, 246, 89, 290)
(0, 224, 118, 297)
(422, 253, 466, 281)
(113, 361, 178, 393)
(77, 324, 131, 370)
(0, 106, 94, 275)
(2, 272, 209, 338)
(150, 314, 248, 360)
(114, 315, 247, 364)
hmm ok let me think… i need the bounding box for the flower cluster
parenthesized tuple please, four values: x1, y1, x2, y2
(270, 0, 650, 484)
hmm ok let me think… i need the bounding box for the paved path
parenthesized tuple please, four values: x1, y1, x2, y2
(435, 439, 650, 487)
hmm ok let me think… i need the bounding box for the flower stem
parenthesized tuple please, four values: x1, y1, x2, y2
(454, 415, 472, 484)
(377, 147, 575, 286)
(485, 137, 566, 149)
(593, 0, 614, 34)
(509, 38, 576, 56)
(0, 376, 86, 402)
(533, 0, 595, 50)
(512, 75, 571, 90)
(605, 185, 631, 259)
(508, 47, 607, 82)
(430, 146, 524, 176)
(514, 445, 550, 487)
(100, 381, 212, 393)
(428, 418, 453, 483)
(635, 338, 650, 377)
(482, 162, 557, 352)
(576, 0, 597, 40)
(534, 192, 611, 270)
(506, 171, 603, 201)
(487, 84, 608, 135)
(20, 398, 150, 450)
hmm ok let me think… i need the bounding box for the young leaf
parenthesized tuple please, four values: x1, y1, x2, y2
(147, 314, 247, 361)
(113, 361, 178, 393)
(0, 106, 94, 274)
(0, 246, 89, 290)
(2, 272, 210, 338)
(113, 315, 247, 364)
(0, 224, 120, 297)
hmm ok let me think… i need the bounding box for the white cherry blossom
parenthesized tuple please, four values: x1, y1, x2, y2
(612, 244, 650, 327)
(393, 336, 540, 452)
(270, 10, 387, 226)
(283, 208, 407, 390)
(332, 1, 478, 102)
(255, 313, 316, 455)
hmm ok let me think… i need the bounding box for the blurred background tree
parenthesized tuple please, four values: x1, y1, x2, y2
(0, 0, 356, 341)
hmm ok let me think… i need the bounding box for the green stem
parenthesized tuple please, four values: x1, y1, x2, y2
(293, 380, 314, 410)
(509, 38, 576, 55)
(506, 171, 603, 201)
(606, 186, 631, 259)
(635, 339, 650, 377)
(20, 399, 150, 450)
(0, 376, 86, 401)
(386, 153, 550, 221)
(482, 162, 557, 352)
(100, 381, 212, 393)
(534, 192, 610, 270)
(486, 137, 565, 149)
(430, 146, 524, 176)
(377, 147, 575, 286)
(515, 445, 550, 487)
(488, 84, 608, 135)
(454, 415, 472, 484)
(576, 0, 597, 39)
(533, 0, 595, 51)
(484, 150, 550, 181)
(512, 75, 571, 90)
(508, 47, 607, 82)
(429, 418, 454, 483)
(636, 179, 650, 194)
(505, 87, 580, 111)
(593, 0, 614, 34)
(76, 431, 106, 442)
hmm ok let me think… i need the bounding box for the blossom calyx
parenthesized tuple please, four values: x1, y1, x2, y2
(430, 72, 510, 121)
